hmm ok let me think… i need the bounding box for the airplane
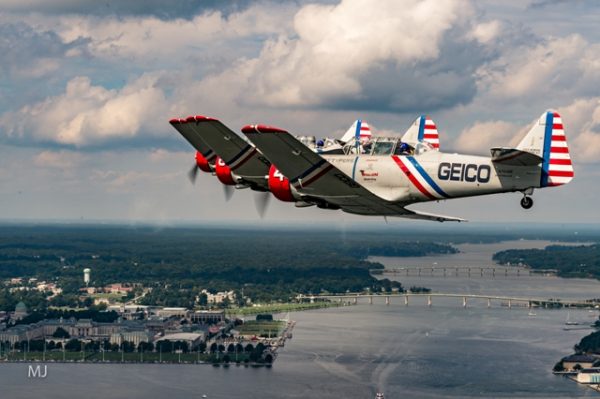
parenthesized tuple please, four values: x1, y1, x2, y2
(170, 111, 573, 222)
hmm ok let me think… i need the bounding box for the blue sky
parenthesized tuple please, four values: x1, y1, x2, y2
(0, 0, 598, 224)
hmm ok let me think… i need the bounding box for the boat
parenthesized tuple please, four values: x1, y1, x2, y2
(375, 392, 384, 399)
(528, 311, 537, 316)
(565, 311, 579, 326)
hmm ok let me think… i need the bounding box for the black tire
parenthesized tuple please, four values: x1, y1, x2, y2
(520, 196, 534, 209)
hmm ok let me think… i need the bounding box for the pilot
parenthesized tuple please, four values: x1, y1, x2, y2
(316, 139, 324, 148)
(361, 139, 373, 154)
(395, 142, 412, 155)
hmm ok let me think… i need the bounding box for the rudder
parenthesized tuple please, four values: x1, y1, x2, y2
(517, 111, 574, 187)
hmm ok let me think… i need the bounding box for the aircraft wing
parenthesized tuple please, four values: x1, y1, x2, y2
(170, 118, 217, 163)
(242, 124, 464, 222)
(171, 115, 271, 189)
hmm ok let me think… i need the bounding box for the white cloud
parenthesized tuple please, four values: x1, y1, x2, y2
(476, 34, 600, 99)
(237, 0, 473, 107)
(23, 4, 295, 62)
(560, 97, 600, 163)
(0, 74, 170, 147)
(468, 20, 501, 44)
(454, 120, 523, 154)
(33, 150, 84, 169)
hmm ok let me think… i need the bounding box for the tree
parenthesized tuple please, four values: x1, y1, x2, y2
(245, 343, 254, 353)
(209, 342, 218, 353)
(553, 361, 565, 372)
(227, 343, 235, 353)
(65, 339, 81, 352)
(53, 327, 70, 339)
(198, 293, 208, 307)
(138, 342, 154, 352)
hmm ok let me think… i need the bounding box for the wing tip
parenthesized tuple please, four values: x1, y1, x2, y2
(169, 115, 219, 125)
(241, 124, 288, 134)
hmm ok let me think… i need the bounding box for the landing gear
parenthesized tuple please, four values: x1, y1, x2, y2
(520, 196, 534, 209)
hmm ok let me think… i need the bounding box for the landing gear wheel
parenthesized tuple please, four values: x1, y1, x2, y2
(520, 196, 534, 209)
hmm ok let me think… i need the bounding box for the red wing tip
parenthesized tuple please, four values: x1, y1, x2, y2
(242, 124, 288, 134)
(169, 118, 181, 124)
(185, 115, 218, 123)
(552, 111, 561, 117)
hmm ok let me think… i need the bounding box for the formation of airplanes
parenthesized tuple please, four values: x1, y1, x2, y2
(169, 110, 574, 222)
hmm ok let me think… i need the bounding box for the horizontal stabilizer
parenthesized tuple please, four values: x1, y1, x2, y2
(490, 147, 543, 166)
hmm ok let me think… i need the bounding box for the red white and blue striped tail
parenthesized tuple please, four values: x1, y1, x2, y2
(401, 115, 440, 151)
(544, 112, 574, 187)
(340, 119, 372, 144)
(517, 110, 574, 188)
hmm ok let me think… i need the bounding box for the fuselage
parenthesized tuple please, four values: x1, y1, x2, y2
(324, 151, 541, 204)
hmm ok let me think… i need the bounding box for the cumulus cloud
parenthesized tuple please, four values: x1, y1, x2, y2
(476, 34, 600, 100)
(0, 74, 170, 147)
(454, 120, 523, 154)
(234, 0, 479, 110)
(20, 3, 295, 63)
(0, 21, 82, 80)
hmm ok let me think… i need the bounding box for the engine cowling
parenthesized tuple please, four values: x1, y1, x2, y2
(195, 151, 212, 173)
(268, 165, 295, 202)
(215, 157, 236, 185)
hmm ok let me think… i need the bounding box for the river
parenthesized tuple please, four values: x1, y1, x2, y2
(2, 240, 599, 398)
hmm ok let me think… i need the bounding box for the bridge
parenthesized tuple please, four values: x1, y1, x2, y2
(297, 293, 599, 309)
(371, 266, 558, 278)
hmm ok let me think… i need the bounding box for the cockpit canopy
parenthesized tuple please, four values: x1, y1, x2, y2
(342, 137, 434, 156)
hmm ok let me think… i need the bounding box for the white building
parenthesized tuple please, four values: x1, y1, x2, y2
(155, 332, 203, 348)
(200, 289, 235, 304)
(83, 268, 91, 286)
(577, 368, 600, 384)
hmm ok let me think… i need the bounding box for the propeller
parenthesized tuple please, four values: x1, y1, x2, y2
(254, 191, 271, 218)
(188, 163, 200, 184)
(223, 184, 234, 201)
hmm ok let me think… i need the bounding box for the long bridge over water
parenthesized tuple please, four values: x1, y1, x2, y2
(298, 293, 599, 309)
(372, 266, 558, 278)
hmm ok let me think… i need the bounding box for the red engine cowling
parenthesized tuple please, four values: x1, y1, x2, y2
(268, 165, 295, 202)
(195, 151, 212, 173)
(215, 157, 236, 185)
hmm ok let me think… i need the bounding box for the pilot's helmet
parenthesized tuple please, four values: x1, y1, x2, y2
(317, 139, 324, 147)
(399, 142, 410, 152)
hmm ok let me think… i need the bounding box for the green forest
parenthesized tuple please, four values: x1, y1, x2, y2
(0, 225, 459, 309)
(493, 244, 600, 279)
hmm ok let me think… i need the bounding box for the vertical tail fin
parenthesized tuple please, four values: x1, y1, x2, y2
(401, 115, 440, 150)
(340, 119, 372, 144)
(517, 110, 574, 187)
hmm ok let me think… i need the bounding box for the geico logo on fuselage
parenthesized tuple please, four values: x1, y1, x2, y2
(438, 162, 491, 183)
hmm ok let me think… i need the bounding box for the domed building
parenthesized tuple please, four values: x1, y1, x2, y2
(13, 301, 28, 320)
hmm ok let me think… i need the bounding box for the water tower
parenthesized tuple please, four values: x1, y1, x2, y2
(83, 268, 91, 286)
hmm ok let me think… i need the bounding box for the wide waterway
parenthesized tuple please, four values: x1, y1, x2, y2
(2, 240, 599, 398)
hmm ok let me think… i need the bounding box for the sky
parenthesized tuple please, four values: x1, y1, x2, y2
(0, 0, 598, 225)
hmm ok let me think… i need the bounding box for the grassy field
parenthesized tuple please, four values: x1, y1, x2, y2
(227, 301, 343, 317)
(237, 321, 286, 338)
(3, 351, 252, 363)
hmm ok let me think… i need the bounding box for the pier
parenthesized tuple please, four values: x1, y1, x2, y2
(297, 293, 599, 309)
